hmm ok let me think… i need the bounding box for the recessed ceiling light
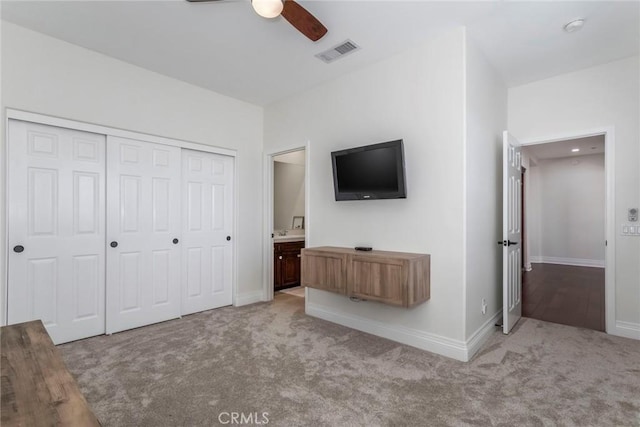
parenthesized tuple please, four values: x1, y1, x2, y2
(564, 19, 585, 33)
(571, 148, 580, 152)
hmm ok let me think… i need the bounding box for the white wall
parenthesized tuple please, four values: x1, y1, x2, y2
(0, 21, 265, 324)
(265, 28, 468, 352)
(509, 56, 640, 332)
(273, 161, 305, 231)
(464, 37, 507, 340)
(526, 154, 605, 267)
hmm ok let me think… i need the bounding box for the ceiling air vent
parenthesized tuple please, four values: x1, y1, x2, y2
(315, 40, 360, 64)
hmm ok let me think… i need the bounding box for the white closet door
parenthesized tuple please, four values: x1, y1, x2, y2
(106, 136, 181, 334)
(7, 120, 106, 344)
(181, 149, 234, 315)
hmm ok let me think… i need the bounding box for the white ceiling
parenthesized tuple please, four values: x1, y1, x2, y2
(523, 135, 605, 161)
(1, 1, 638, 106)
(274, 149, 305, 165)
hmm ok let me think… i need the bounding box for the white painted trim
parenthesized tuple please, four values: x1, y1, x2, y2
(529, 257, 605, 268)
(604, 129, 616, 337)
(231, 155, 240, 308)
(465, 310, 503, 360)
(262, 143, 309, 303)
(519, 127, 612, 146)
(307, 301, 501, 362)
(262, 154, 274, 302)
(6, 108, 237, 157)
(307, 302, 469, 361)
(461, 28, 468, 343)
(2, 111, 8, 326)
(234, 291, 264, 307)
(517, 126, 615, 335)
(612, 321, 640, 340)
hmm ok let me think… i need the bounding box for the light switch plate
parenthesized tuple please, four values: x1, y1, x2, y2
(622, 224, 640, 236)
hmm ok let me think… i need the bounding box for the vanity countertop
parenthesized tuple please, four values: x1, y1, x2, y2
(273, 235, 305, 243)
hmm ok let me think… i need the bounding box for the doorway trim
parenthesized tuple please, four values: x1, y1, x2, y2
(519, 126, 615, 335)
(263, 143, 310, 302)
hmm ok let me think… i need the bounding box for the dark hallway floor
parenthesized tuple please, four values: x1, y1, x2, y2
(523, 263, 605, 332)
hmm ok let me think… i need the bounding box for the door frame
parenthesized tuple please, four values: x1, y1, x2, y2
(518, 126, 615, 335)
(263, 142, 310, 302)
(3, 108, 239, 325)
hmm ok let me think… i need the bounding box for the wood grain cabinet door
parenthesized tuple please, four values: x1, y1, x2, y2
(301, 249, 347, 294)
(349, 256, 407, 306)
(274, 246, 283, 289)
(281, 251, 301, 287)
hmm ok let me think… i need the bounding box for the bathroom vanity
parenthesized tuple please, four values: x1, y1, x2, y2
(274, 237, 305, 291)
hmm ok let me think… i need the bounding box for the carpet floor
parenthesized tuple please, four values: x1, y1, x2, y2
(59, 294, 640, 426)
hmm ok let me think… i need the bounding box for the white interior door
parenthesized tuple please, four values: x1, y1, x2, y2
(7, 120, 106, 344)
(181, 149, 234, 315)
(106, 136, 182, 334)
(502, 131, 523, 334)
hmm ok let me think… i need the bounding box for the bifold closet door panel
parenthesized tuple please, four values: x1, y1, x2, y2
(106, 136, 182, 334)
(181, 149, 234, 315)
(7, 120, 106, 344)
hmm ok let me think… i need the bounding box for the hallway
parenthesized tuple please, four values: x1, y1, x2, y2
(523, 263, 605, 332)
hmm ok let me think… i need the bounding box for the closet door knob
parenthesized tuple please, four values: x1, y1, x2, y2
(172, 238, 179, 244)
(110, 241, 118, 248)
(13, 245, 24, 253)
(226, 236, 231, 241)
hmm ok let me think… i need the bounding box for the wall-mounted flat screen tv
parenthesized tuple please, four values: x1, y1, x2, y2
(331, 139, 407, 201)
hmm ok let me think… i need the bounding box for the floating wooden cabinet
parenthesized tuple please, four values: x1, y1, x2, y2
(274, 240, 305, 291)
(301, 246, 430, 308)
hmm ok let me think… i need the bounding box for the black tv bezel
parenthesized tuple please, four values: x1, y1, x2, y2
(331, 139, 407, 201)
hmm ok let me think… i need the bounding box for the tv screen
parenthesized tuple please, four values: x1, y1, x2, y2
(331, 139, 407, 201)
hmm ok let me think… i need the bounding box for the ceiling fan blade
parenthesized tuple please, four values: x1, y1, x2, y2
(281, 0, 327, 42)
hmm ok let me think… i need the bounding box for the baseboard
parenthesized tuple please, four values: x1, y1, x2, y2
(530, 256, 604, 268)
(306, 303, 500, 362)
(465, 310, 503, 360)
(612, 321, 640, 340)
(234, 291, 263, 307)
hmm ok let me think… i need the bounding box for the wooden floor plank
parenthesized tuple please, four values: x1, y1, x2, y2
(522, 263, 605, 332)
(1, 320, 101, 427)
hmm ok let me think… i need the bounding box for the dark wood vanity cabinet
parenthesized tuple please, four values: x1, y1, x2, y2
(274, 240, 305, 291)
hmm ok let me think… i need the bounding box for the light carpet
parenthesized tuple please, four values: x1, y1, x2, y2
(59, 294, 640, 426)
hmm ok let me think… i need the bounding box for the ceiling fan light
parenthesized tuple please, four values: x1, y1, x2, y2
(252, 0, 283, 19)
(563, 19, 585, 33)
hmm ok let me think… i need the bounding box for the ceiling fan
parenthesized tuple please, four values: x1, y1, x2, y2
(186, 0, 328, 42)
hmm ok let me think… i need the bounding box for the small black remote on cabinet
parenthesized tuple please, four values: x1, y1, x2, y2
(354, 246, 372, 251)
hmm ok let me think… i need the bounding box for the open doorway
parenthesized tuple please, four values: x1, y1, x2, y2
(267, 148, 307, 302)
(520, 135, 606, 331)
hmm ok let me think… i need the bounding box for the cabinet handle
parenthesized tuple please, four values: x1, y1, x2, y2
(13, 245, 24, 253)
(172, 238, 179, 244)
(278, 256, 283, 260)
(297, 254, 301, 258)
(110, 241, 118, 248)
